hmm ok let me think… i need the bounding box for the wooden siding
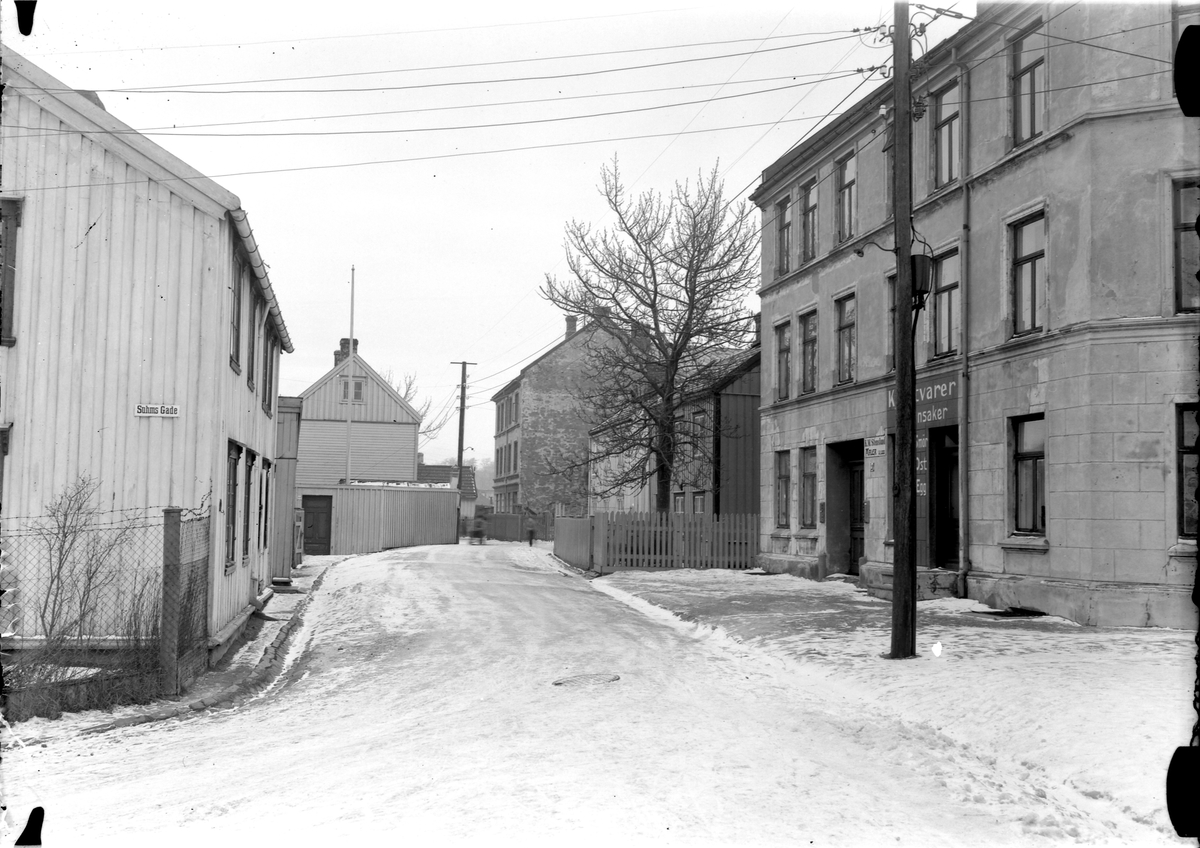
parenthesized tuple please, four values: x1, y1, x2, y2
(295, 420, 418, 486)
(299, 485, 458, 554)
(300, 356, 420, 424)
(0, 64, 281, 639)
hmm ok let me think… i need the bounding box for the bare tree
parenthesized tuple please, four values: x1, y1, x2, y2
(380, 369, 455, 442)
(540, 159, 759, 512)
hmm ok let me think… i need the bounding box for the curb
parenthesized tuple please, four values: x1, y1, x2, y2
(80, 565, 333, 735)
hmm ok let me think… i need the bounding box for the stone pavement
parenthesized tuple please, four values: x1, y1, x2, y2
(77, 555, 350, 734)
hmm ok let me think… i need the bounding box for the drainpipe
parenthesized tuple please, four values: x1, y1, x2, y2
(956, 53, 972, 598)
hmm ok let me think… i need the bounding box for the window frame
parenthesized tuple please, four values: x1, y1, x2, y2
(230, 258, 244, 371)
(1179, 404, 1199, 539)
(262, 332, 275, 414)
(692, 491, 706, 514)
(776, 197, 793, 276)
(1012, 213, 1046, 336)
(775, 321, 792, 401)
(0, 197, 22, 346)
(800, 179, 818, 263)
(260, 458, 271, 549)
(932, 251, 961, 356)
(673, 492, 686, 514)
(246, 296, 258, 392)
(1174, 178, 1200, 313)
(243, 450, 256, 560)
(225, 443, 240, 572)
(1011, 24, 1046, 147)
(775, 450, 791, 528)
(341, 377, 365, 404)
(835, 153, 857, 243)
(835, 294, 857, 384)
(800, 446, 817, 528)
(933, 80, 961, 188)
(1013, 415, 1046, 535)
(800, 311, 818, 394)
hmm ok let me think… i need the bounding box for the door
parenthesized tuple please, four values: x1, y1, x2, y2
(849, 460, 865, 575)
(302, 495, 332, 555)
(931, 429, 959, 569)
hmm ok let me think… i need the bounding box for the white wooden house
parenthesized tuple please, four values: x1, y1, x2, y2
(296, 338, 423, 553)
(0, 47, 292, 656)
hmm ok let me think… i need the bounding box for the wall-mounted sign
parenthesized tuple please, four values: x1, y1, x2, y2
(865, 435, 887, 458)
(135, 404, 180, 417)
(886, 373, 959, 429)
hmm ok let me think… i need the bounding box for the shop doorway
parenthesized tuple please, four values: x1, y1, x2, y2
(826, 439, 866, 575)
(930, 427, 959, 570)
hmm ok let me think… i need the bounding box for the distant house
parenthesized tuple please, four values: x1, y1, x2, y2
(0, 47, 292, 657)
(590, 344, 761, 516)
(492, 316, 602, 517)
(418, 461, 478, 519)
(295, 338, 424, 554)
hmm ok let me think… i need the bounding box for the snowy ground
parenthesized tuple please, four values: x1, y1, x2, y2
(0, 543, 1192, 846)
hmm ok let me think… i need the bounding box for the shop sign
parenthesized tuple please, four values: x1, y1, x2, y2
(886, 373, 959, 428)
(865, 435, 887, 458)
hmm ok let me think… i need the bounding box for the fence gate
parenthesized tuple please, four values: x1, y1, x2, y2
(160, 508, 211, 695)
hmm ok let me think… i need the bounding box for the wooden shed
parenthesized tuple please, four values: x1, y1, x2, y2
(0, 47, 294, 658)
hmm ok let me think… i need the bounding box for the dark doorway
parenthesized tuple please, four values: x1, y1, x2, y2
(302, 495, 332, 555)
(849, 460, 865, 575)
(930, 427, 959, 570)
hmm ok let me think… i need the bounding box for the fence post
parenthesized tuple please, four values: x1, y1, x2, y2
(160, 507, 182, 696)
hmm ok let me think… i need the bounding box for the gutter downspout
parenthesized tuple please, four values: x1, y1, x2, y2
(955, 52, 972, 598)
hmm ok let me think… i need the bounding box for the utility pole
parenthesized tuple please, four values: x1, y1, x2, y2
(450, 360, 476, 544)
(890, 1, 918, 659)
(345, 265, 355, 485)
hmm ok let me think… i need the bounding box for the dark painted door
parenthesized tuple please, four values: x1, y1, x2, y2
(849, 460, 865, 575)
(302, 495, 332, 555)
(932, 430, 959, 569)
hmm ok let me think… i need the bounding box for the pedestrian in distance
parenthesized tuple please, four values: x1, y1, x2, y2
(471, 515, 486, 545)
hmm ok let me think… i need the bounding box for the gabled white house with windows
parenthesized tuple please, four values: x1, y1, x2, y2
(0, 47, 292, 656)
(751, 2, 1199, 627)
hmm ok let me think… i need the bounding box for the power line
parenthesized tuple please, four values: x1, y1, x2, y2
(10, 33, 867, 96)
(4, 70, 879, 140)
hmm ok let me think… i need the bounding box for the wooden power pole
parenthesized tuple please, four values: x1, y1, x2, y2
(451, 360, 476, 544)
(890, 1, 918, 659)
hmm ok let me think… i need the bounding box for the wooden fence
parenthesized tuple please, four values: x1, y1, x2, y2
(553, 512, 758, 573)
(486, 512, 555, 543)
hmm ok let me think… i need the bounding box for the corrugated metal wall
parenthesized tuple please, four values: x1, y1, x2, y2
(295, 420, 418, 485)
(299, 485, 457, 554)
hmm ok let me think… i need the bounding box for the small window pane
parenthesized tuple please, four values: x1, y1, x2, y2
(1016, 218, 1044, 257)
(1019, 418, 1046, 453)
(1183, 453, 1199, 537)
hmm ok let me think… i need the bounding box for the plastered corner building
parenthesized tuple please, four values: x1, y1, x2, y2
(751, 2, 1199, 627)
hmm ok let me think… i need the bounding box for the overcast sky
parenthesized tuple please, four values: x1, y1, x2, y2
(1, 1, 971, 471)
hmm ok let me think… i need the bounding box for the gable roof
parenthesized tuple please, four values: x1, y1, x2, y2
(418, 464, 477, 499)
(0, 46, 293, 353)
(490, 322, 601, 402)
(298, 350, 424, 423)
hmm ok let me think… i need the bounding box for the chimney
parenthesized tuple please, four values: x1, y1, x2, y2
(753, 313, 761, 345)
(417, 452, 424, 466)
(333, 337, 359, 367)
(565, 315, 578, 340)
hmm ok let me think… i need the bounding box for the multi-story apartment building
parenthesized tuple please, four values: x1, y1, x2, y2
(752, 2, 1199, 626)
(492, 316, 598, 516)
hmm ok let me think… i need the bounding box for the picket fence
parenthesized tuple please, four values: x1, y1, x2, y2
(554, 512, 758, 573)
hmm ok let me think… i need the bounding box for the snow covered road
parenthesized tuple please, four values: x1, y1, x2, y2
(0, 544, 1157, 845)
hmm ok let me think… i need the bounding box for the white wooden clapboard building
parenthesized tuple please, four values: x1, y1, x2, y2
(295, 338, 424, 553)
(0, 47, 292, 654)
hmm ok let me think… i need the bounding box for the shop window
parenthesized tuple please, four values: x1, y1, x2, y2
(1179, 404, 1199, 539)
(1174, 179, 1199, 313)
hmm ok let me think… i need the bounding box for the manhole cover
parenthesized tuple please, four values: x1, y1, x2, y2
(552, 673, 620, 687)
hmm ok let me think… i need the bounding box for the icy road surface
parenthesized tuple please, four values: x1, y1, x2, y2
(0, 544, 1165, 846)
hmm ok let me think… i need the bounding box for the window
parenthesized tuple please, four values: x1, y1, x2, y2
(262, 334, 275, 414)
(775, 451, 791, 528)
(836, 295, 856, 383)
(800, 311, 818, 393)
(0, 198, 21, 346)
(247, 298, 257, 391)
(1012, 27, 1045, 146)
(243, 451, 255, 559)
(230, 259, 243, 369)
(800, 446, 817, 528)
(1179, 405, 1199, 538)
(261, 459, 271, 548)
(692, 492, 706, 514)
(496, 405, 503, 434)
(513, 440, 519, 472)
(1012, 214, 1046, 335)
(673, 492, 685, 514)
(1014, 416, 1046, 534)
(225, 443, 240, 570)
(342, 378, 365, 403)
(800, 180, 818, 263)
(934, 81, 960, 187)
(514, 392, 520, 422)
(776, 198, 792, 275)
(887, 275, 896, 371)
(836, 154, 857, 242)
(775, 322, 791, 401)
(1175, 179, 1199, 313)
(933, 251, 961, 355)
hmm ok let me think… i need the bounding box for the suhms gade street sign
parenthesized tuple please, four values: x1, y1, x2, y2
(886, 373, 959, 429)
